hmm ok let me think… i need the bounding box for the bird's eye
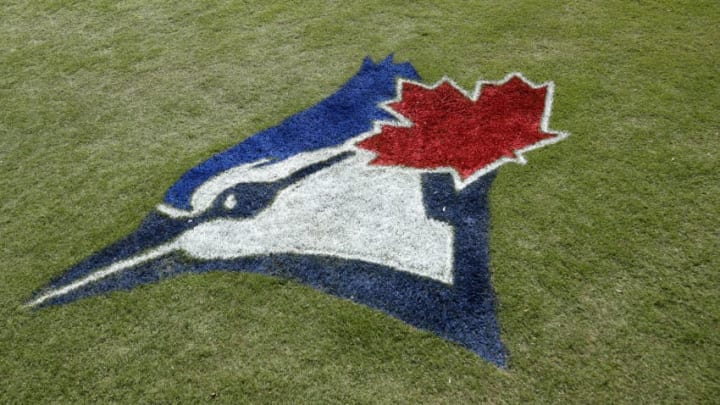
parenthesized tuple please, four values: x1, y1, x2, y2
(223, 194, 238, 210)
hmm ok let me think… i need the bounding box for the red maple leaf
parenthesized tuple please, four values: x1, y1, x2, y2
(356, 75, 564, 183)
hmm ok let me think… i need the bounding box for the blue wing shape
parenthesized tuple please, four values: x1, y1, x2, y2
(164, 55, 420, 210)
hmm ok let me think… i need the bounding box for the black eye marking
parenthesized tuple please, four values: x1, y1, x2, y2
(207, 151, 355, 220)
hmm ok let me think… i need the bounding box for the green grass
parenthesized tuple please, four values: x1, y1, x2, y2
(1, 0, 718, 402)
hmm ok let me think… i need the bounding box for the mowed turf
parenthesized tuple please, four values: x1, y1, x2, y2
(1, 0, 718, 402)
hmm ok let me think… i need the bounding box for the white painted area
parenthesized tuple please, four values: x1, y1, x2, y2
(29, 150, 455, 308)
(223, 194, 237, 210)
(175, 150, 455, 284)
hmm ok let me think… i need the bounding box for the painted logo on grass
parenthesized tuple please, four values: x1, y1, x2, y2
(27, 55, 567, 367)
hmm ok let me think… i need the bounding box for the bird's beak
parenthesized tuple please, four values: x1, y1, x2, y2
(26, 210, 198, 308)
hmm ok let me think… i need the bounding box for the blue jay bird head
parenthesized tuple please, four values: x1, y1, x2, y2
(26, 55, 567, 368)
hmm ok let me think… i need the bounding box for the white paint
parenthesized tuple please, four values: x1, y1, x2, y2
(174, 150, 455, 284)
(223, 194, 237, 210)
(28, 150, 455, 308)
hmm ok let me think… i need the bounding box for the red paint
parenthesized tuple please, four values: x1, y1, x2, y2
(357, 77, 553, 179)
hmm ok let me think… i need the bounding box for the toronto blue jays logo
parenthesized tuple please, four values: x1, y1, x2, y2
(28, 55, 567, 367)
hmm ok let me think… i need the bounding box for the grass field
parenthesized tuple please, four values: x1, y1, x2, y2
(1, 0, 718, 403)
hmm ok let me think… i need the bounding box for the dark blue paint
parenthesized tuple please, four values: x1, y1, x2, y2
(164, 55, 419, 210)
